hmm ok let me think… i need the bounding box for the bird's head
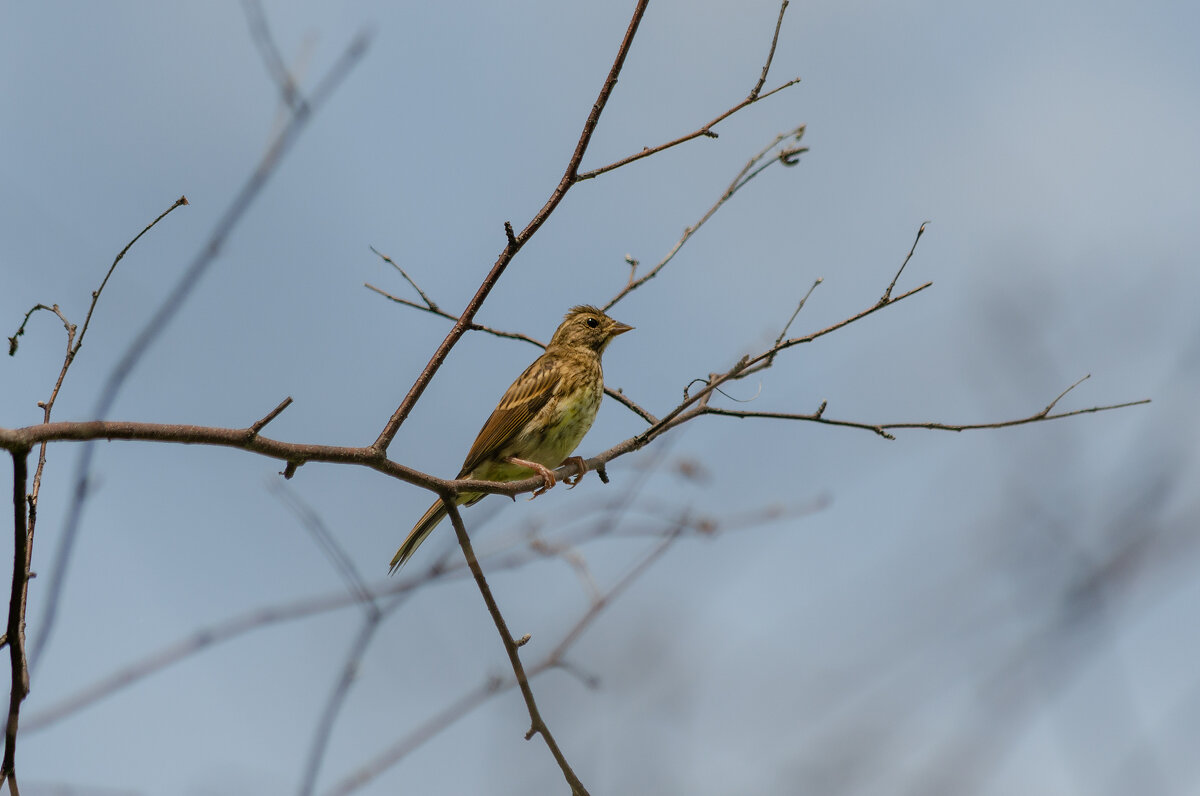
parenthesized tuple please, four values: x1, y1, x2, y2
(549, 305, 633, 354)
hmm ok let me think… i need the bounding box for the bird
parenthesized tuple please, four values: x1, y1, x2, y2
(389, 305, 633, 572)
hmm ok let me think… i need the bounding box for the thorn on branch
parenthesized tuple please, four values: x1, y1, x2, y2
(815, 400, 827, 418)
(505, 221, 518, 250)
(281, 461, 302, 479)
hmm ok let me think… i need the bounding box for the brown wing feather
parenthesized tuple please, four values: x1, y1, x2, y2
(457, 353, 558, 477)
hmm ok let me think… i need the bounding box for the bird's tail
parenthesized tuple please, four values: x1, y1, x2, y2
(389, 498, 449, 574)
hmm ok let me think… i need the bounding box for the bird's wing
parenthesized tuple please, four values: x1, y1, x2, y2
(458, 353, 558, 477)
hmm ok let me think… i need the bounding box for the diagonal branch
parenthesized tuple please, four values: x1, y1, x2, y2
(604, 125, 808, 312)
(370, 0, 651, 455)
(444, 501, 590, 795)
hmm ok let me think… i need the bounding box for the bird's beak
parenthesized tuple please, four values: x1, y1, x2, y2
(609, 320, 634, 336)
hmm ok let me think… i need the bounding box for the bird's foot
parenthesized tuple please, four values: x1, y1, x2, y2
(561, 456, 588, 489)
(506, 457, 557, 499)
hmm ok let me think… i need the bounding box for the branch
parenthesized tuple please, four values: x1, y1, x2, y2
(444, 501, 590, 795)
(2, 449, 30, 791)
(577, 0, 800, 181)
(701, 393, 1152, 440)
(242, 0, 307, 113)
(603, 125, 807, 311)
(882, 221, 928, 303)
(370, 0, 651, 454)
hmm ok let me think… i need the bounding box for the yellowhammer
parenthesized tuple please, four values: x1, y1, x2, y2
(389, 305, 632, 572)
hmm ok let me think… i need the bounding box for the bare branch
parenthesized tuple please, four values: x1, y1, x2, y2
(2, 450, 30, 789)
(577, 0, 800, 181)
(604, 125, 807, 311)
(369, 247, 439, 312)
(775, 278, 823, 347)
(881, 221, 929, 303)
(7, 304, 70, 358)
(444, 501, 591, 795)
(699, 381, 1150, 439)
(750, 0, 790, 99)
(364, 283, 544, 348)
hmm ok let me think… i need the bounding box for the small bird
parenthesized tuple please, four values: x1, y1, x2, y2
(390, 305, 633, 572)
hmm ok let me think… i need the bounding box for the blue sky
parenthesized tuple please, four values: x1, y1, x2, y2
(2, 1, 1198, 794)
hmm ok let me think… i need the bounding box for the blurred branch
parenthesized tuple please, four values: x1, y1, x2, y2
(272, 484, 400, 796)
(22, 492, 774, 736)
(242, 0, 306, 113)
(28, 29, 371, 672)
(329, 518, 690, 795)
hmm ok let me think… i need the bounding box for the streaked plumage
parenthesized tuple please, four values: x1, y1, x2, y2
(389, 305, 632, 572)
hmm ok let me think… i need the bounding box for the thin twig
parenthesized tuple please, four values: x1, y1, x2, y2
(249, 397, 294, 437)
(775, 278, 824, 347)
(369, 247, 439, 312)
(364, 284, 544, 347)
(750, 0, 790, 99)
(603, 125, 807, 311)
(881, 221, 929, 303)
(577, 0, 799, 181)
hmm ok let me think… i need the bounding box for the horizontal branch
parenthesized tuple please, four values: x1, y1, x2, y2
(702, 397, 1152, 440)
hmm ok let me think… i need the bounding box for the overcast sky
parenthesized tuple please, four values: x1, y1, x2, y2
(2, 2, 1198, 794)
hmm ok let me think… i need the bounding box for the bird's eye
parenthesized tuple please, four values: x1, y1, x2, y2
(586, 317, 600, 328)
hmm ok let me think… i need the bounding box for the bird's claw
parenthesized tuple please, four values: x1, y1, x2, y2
(561, 456, 588, 489)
